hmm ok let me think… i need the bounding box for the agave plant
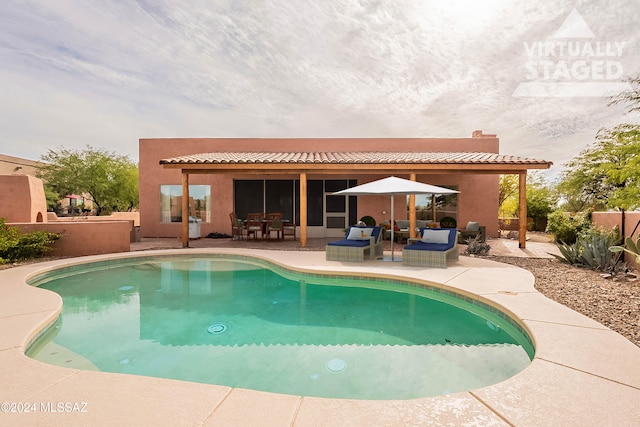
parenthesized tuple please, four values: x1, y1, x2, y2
(610, 236, 640, 266)
(464, 235, 491, 256)
(580, 234, 621, 271)
(551, 240, 582, 266)
(552, 232, 624, 272)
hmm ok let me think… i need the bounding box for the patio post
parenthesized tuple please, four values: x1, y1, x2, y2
(181, 171, 189, 248)
(300, 172, 307, 247)
(518, 171, 527, 248)
(409, 173, 417, 238)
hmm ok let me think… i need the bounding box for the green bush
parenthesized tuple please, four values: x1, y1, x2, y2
(0, 218, 59, 264)
(545, 210, 591, 244)
(359, 215, 376, 227)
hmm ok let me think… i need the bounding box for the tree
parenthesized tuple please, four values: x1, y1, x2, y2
(557, 124, 640, 211)
(498, 175, 519, 217)
(557, 75, 640, 211)
(518, 173, 557, 231)
(37, 146, 139, 216)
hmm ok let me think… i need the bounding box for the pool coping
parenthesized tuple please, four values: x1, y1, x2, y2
(1, 248, 639, 426)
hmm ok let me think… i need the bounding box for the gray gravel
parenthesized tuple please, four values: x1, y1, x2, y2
(490, 256, 640, 348)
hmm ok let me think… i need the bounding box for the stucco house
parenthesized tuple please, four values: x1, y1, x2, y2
(138, 131, 552, 247)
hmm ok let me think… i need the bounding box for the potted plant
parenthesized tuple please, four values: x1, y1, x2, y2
(359, 215, 376, 227)
(440, 216, 457, 228)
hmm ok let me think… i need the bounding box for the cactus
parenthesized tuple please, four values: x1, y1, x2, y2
(610, 236, 640, 266)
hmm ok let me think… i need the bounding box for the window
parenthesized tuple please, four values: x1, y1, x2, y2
(160, 185, 211, 223)
(234, 180, 298, 223)
(410, 187, 458, 222)
(232, 179, 356, 227)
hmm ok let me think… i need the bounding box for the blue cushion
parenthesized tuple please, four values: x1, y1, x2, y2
(403, 241, 450, 252)
(404, 228, 456, 251)
(328, 226, 381, 248)
(327, 239, 370, 247)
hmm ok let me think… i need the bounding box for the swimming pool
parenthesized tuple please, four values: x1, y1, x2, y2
(27, 254, 534, 400)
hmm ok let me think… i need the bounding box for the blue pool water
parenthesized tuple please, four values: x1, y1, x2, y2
(27, 255, 534, 399)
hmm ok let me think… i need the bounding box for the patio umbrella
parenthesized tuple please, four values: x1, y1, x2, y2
(333, 176, 459, 261)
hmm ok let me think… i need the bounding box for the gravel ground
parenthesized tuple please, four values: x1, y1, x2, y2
(490, 256, 640, 348)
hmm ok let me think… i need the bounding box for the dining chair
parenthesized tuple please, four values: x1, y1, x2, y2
(282, 220, 296, 240)
(246, 213, 264, 240)
(229, 212, 246, 240)
(265, 212, 283, 240)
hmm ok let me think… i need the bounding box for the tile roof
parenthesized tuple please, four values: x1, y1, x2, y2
(160, 151, 552, 166)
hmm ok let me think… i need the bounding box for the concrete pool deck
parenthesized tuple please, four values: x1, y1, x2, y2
(1, 248, 639, 426)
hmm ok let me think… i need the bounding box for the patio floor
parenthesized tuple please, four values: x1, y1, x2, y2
(131, 232, 562, 259)
(1, 241, 638, 426)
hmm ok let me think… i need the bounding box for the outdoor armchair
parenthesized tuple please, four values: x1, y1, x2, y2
(326, 226, 383, 262)
(402, 228, 459, 268)
(457, 221, 486, 244)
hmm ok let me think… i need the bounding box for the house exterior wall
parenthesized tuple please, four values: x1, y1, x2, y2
(0, 174, 48, 223)
(0, 154, 41, 176)
(139, 134, 501, 238)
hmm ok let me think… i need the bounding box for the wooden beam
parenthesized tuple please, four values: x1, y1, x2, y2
(409, 173, 416, 239)
(300, 172, 307, 247)
(519, 172, 527, 249)
(181, 171, 189, 248)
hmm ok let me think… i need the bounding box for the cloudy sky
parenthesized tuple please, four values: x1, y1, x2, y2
(1, 0, 639, 176)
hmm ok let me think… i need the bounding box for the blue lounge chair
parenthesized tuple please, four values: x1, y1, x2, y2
(326, 226, 383, 262)
(402, 228, 459, 268)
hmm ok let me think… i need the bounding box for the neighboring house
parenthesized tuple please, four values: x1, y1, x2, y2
(0, 153, 93, 214)
(139, 131, 553, 247)
(0, 153, 42, 176)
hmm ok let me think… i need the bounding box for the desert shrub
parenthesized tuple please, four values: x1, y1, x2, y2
(0, 219, 20, 259)
(0, 218, 59, 264)
(546, 210, 592, 244)
(463, 235, 491, 256)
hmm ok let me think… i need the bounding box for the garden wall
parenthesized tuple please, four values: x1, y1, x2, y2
(10, 221, 132, 258)
(592, 211, 640, 267)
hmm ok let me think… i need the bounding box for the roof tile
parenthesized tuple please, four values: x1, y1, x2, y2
(160, 151, 552, 166)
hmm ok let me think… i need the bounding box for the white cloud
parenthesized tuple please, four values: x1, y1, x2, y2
(1, 0, 639, 175)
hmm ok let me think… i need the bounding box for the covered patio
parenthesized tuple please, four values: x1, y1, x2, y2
(159, 150, 552, 249)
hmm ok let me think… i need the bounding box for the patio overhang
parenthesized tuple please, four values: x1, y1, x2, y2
(160, 151, 552, 250)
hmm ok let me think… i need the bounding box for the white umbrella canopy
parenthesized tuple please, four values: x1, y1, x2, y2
(333, 176, 459, 261)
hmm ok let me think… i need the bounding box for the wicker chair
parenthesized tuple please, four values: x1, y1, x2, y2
(402, 228, 459, 268)
(457, 221, 486, 244)
(326, 226, 383, 262)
